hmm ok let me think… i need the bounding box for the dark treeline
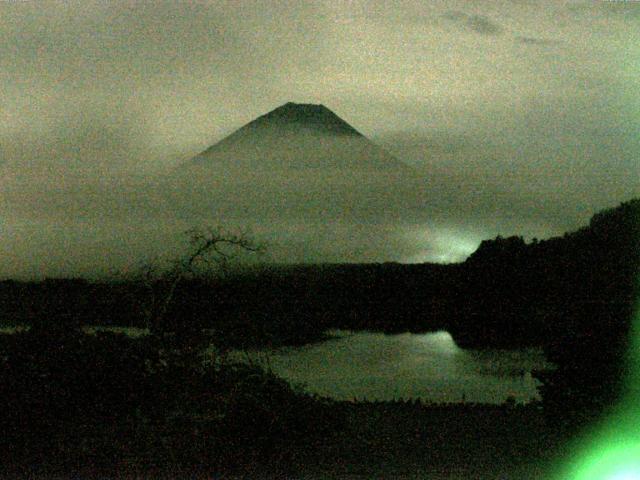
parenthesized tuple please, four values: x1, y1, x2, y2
(460, 198, 639, 434)
(2, 200, 638, 352)
(0, 263, 454, 347)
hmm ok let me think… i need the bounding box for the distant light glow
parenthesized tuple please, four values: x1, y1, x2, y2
(424, 330, 460, 355)
(403, 227, 480, 263)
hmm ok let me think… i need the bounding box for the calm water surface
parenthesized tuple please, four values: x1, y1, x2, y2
(237, 330, 551, 404)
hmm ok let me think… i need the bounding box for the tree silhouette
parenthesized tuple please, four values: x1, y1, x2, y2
(128, 226, 265, 373)
(533, 199, 640, 432)
(129, 226, 263, 331)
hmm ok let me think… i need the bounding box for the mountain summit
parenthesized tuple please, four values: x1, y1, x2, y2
(188, 102, 410, 172)
(246, 102, 363, 136)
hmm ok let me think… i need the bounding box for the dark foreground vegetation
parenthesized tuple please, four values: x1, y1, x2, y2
(0, 198, 638, 477)
(0, 323, 561, 478)
(0, 327, 333, 477)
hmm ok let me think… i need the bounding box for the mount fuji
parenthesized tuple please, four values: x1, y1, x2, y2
(187, 102, 414, 173)
(167, 102, 427, 262)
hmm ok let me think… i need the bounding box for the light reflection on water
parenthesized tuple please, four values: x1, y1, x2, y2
(235, 330, 551, 404)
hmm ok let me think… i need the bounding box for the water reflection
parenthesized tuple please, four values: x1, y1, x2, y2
(239, 330, 550, 404)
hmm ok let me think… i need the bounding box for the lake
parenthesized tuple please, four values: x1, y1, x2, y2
(234, 330, 551, 404)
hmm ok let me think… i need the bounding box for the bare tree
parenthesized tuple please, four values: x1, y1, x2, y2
(131, 226, 264, 336)
(153, 226, 263, 329)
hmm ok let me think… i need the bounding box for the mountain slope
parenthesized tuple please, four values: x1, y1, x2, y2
(186, 102, 413, 173)
(165, 103, 427, 262)
(167, 103, 424, 249)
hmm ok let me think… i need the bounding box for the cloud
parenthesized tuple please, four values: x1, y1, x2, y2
(466, 14, 503, 35)
(568, 1, 640, 20)
(515, 36, 561, 46)
(375, 92, 640, 239)
(0, 99, 154, 187)
(442, 11, 503, 35)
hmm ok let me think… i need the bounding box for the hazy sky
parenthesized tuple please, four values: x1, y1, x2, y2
(1, 1, 639, 277)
